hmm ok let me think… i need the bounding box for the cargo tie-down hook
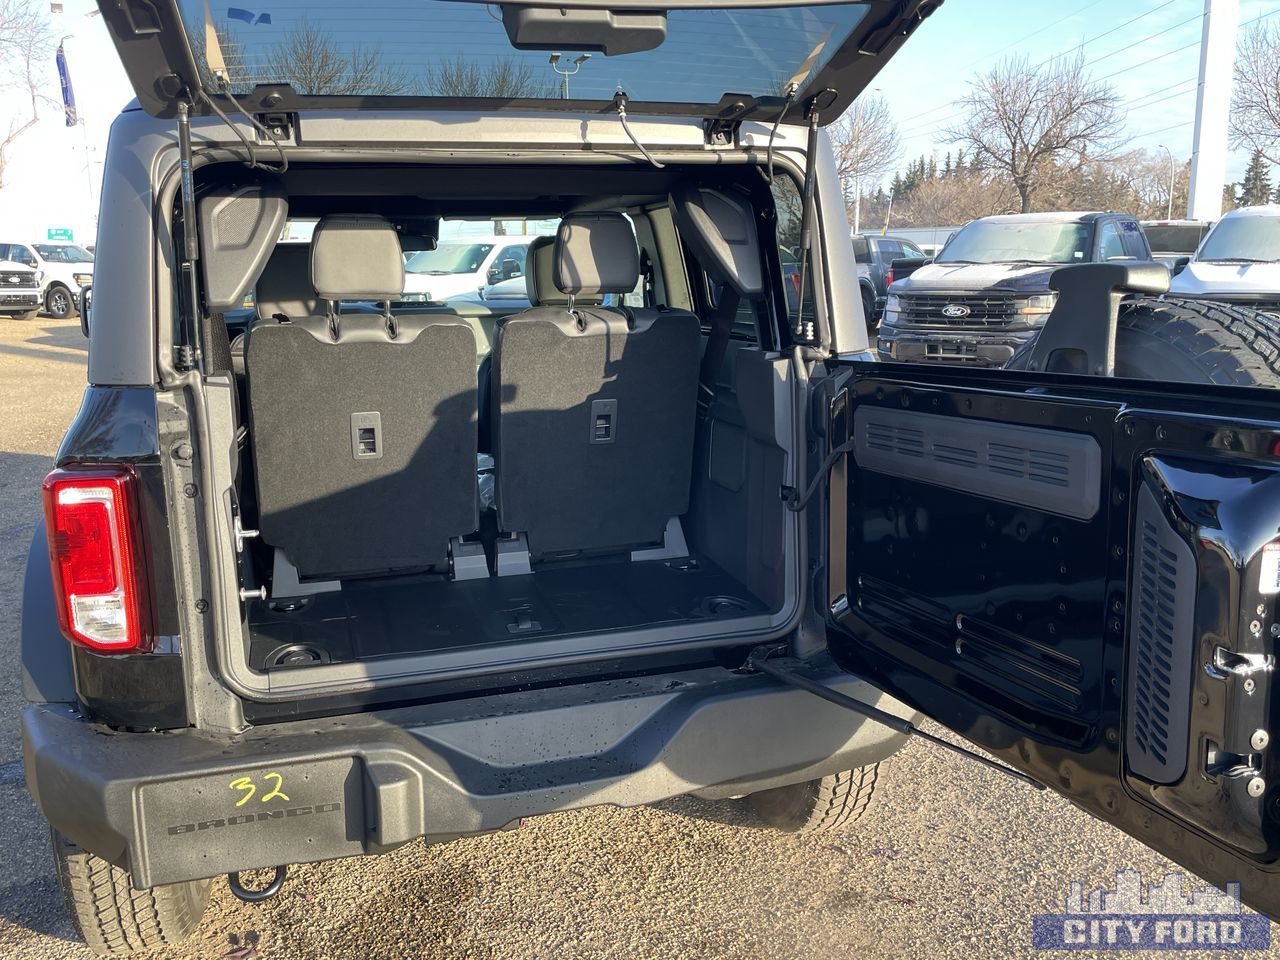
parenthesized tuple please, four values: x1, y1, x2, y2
(613, 90, 664, 170)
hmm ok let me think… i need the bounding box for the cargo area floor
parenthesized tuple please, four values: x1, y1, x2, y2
(247, 554, 766, 671)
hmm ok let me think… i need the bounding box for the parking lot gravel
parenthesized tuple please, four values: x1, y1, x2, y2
(0, 315, 1276, 960)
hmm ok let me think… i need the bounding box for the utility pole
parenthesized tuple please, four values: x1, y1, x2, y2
(1187, 0, 1238, 220)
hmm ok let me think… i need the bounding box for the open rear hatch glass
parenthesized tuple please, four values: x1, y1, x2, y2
(98, 0, 940, 123)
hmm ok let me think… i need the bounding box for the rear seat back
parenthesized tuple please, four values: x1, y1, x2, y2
(492, 213, 701, 556)
(246, 214, 479, 579)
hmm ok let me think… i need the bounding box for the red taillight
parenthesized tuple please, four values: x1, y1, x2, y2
(42, 468, 150, 653)
(789, 272, 802, 296)
(885, 267, 895, 286)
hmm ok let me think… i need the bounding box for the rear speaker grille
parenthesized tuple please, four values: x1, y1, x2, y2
(1126, 483, 1195, 784)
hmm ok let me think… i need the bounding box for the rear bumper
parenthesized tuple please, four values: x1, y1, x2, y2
(25, 659, 915, 888)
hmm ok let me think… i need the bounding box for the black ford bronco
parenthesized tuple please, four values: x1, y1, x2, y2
(21, 0, 1280, 952)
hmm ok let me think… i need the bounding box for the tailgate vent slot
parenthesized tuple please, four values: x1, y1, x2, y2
(1126, 482, 1196, 784)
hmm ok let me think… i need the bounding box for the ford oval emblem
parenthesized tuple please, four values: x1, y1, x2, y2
(941, 303, 970, 318)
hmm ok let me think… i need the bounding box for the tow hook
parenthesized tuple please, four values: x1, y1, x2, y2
(227, 865, 289, 903)
(742, 645, 1045, 790)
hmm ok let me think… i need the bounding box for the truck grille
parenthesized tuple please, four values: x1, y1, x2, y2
(0, 270, 35, 287)
(897, 294, 1021, 327)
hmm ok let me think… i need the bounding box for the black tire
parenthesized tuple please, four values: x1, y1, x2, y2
(45, 284, 75, 320)
(1114, 297, 1280, 387)
(51, 829, 211, 956)
(742, 764, 880, 833)
(862, 287, 878, 334)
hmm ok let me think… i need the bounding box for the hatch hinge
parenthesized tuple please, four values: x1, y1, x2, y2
(742, 646, 1046, 790)
(703, 115, 741, 147)
(255, 111, 296, 144)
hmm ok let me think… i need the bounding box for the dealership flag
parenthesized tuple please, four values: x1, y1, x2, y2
(56, 41, 77, 127)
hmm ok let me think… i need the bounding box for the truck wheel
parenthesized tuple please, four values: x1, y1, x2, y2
(862, 287, 877, 333)
(741, 764, 880, 833)
(45, 285, 75, 320)
(51, 829, 211, 956)
(1115, 297, 1280, 386)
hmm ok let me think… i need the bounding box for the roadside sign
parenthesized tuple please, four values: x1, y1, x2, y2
(47, 228, 73, 241)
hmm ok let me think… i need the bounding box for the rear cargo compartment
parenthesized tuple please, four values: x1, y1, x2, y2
(195, 159, 803, 700)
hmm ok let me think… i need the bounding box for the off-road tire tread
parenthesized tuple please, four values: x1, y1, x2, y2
(52, 830, 210, 956)
(745, 764, 880, 833)
(1118, 297, 1280, 387)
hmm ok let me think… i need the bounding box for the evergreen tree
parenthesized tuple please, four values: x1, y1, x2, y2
(1240, 149, 1273, 206)
(943, 151, 952, 177)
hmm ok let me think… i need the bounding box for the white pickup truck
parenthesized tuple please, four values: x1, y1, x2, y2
(1168, 204, 1280, 314)
(0, 259, 42, 320)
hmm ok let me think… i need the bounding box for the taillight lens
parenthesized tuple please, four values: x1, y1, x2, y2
(885, 267, 895, 286)
(42, 468, 150, 652)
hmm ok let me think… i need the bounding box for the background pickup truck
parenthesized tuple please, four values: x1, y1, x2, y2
(852, 233, 926, 329)
(876, 211, 1152, 366)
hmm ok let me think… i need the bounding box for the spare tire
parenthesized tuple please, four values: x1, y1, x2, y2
(1114, 297, 1280, 387)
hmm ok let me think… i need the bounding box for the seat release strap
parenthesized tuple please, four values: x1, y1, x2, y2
(697, 287, 741, 415)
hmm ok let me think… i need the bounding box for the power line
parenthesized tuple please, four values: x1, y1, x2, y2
(1081, 12, 1203, 69)
(1027, 0, 1180, 71)
(1094, 37, 1202, 83)
(896, 0, 1195, 138)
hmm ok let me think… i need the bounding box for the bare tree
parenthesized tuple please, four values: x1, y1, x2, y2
(828, 94, 900, 207)
(425, 56, 557, 98)
(892, 172, 1016, 227)
(947, 53, 1121, 213)
(0, 0, 52, 189)
(190, 19, 411, 95)
(1231, 21, 1280, 166)
(268, 19, 412, 96)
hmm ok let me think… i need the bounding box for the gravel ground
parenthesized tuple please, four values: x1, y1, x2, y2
(0, 314, 1276, 960)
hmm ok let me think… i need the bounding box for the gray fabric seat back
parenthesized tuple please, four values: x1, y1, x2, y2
(246, 214, 478, 580)
(493, 212, 701, 557)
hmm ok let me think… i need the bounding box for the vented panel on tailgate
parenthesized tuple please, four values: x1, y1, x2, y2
(852, 407, 1102, 520)
(1125, 482, 1196, 784)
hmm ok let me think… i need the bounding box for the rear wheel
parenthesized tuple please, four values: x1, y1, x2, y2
(742, 764, 880, 833)
(862, 287, 877, 334)
(45, 285, 75, 320)
(1114, 297, 1280, 386)
(51, 829, 211, 956)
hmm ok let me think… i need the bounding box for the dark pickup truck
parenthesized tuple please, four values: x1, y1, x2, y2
(852, 233, 925, 328)
(876, 211, 1151, 366)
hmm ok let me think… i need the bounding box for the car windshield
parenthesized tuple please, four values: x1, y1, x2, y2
(1197, 215, 1280, 263)
(405, 244, 495, 276)
(936, 220, 1094, 265)
(179, 0, 869, 104)
(33, 244, 93, 263)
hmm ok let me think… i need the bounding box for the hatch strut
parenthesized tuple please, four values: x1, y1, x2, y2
(744, 645, 1046, 790)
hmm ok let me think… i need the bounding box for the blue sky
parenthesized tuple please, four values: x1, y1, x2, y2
(870, 0, 1274, 188)
(0, 0, 1272, 240)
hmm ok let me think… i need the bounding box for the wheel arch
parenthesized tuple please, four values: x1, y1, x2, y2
(22, 520, 76, 705)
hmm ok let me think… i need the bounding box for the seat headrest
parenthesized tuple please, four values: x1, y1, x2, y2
(311, 214, 404, 303)
(553, 213, 639, 298)
(668, 184, 763, 297)
(255, 243, 320, 322)
(525, 235, 604, 307)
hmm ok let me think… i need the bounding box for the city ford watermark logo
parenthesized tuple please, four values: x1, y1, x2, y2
(941, 303, 970, 318)
(1033, 869, 1269, 950)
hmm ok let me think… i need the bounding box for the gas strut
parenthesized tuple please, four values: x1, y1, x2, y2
(744, 646, 1045, 790)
